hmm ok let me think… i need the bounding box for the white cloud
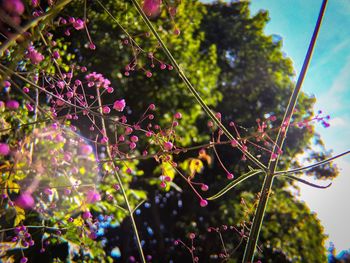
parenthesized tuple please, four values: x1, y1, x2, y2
(317, 56, 350, 112)
(329, 117, 346, 127)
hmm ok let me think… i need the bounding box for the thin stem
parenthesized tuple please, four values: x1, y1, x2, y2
(95, 88, 146, 263)
(274, 150, 350, 175)
(0, 225, 66, 233)
(242, 1, 328, 262)
(130, 0, 266, 171)
(279, 174, 332, 189)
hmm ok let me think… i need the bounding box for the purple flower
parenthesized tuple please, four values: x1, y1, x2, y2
(16, 192, 35, 209)
(6, 100, 19, 110)
(73, 19, 84, 30)
(85, 189, 101, 204)
(4, 81, 11, 88)
(82, 210, 92, 219)
(0, 143, 10, 156)
(31, 0, 39, 7)
(3, 0, 25, 15)
(26, 47, 44, 64)
(163, 141, 173, 151)
(79, 144, 93, 155)
(52, 51, 60, 59)
(142, 0, 161, 17)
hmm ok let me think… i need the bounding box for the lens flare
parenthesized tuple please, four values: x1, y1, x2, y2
(14, 124, 100, 219)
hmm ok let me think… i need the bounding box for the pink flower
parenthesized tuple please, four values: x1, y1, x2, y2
(4, 81, 11, 88)
(3, 0, 24, 15)
(163, 141, 173, 151)
(16, 192, 35, 209)
(0, 143, 10, 156)
(80, 144, 93, 155)
(73, 19, 84, 30)
(31, 0, 39, 7)
(6, 100, 19, 110)
(82, 210, 92, 219)
(142, 0, 162, 17)
(52, 51, 60, 59)
(27, 47, 44, 64)
(44, 188, 53, 195)
(113, 99, 126, 112)
(85, 190, 101, 204)
(25, 103, 34, 112)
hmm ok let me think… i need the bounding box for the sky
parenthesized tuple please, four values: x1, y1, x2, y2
(203, 0, 350, 253)
(249, 0, 350, 253)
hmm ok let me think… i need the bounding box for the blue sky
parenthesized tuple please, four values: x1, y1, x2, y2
(249, 0, 350, 252)
(203, 0, 350, 252)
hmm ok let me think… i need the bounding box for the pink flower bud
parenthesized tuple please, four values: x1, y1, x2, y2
(142, 0, 161, 17)
(129, 142, 137, 150)
(85, 189, 101, 204)
(200, 199, 208, 207)
(52, 51, 60, 59)
(6, 100, 19, 110)
(3, 0, 25, 15)
(0, 143, 10, 156)
(80, 144, 93, 155)
(226, 173, 234, 180)
(25, 103, 34, 112)
(174, 112, 182, 119)
(130, 135, 139, 142)
(73, 19, 84, 30)
(82, 210, 92, 219)
(201, 184, 209, 191)
(26, 47, 44, 64)
(163, 141, 173, 151)
(16, 192, 35, 209)
(102, 106, 111, 114)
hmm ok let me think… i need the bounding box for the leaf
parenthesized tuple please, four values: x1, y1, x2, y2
(162, 161, 175, 180)
(189, 158, 204, 178)
(168, 181, 183, 192)
(73, 217, 84, 227)
(7, 180, 20, 194)
(0, 242, 18, 256)
(207, 169, 264, 200)
(199, 149, 212, 165)
(129, 189, 147, 200)
(14, 206, 25, 226)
